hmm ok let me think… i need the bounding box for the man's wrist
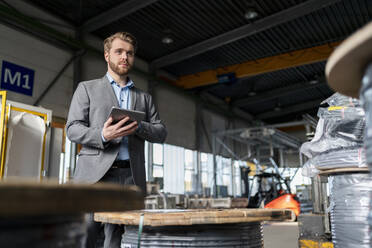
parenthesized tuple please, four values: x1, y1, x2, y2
(101, 130, 108, 142)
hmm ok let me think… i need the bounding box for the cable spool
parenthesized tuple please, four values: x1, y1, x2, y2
(122, 222, 262, 247)
(323, 20, 372, 248)
(329, 173, 372, 247)
(0, 180, 144, 248)
(0, 215, 86, 247)
(95, 209, 293, 248)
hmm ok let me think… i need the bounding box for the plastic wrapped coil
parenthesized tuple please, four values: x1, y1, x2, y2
(301, 113, 365, 159)
(322, 93, 361, 108)
(329, 173, 372, 248)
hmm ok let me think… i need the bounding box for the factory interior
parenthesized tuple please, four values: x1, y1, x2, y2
(0, 0, 372, 247)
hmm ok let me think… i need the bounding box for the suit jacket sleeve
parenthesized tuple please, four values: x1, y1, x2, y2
(136, 93, 167, 143)
(66, 83, 105, 149)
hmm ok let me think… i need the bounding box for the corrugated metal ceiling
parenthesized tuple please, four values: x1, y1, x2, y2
(164, 0, 372, 76)
(26, 0, 130, 25)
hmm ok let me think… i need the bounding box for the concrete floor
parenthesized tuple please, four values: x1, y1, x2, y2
(263, 222, 299, 248)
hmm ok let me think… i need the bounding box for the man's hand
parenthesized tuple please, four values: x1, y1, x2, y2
(102, 116, 138, 141)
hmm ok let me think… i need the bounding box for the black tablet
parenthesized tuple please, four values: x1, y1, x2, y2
(108, 107, 145, 124)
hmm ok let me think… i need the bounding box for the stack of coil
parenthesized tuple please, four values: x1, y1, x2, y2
(122, 222, 263, 247)
(300, 93, 366, 177)
(308, 147, 365, 169)
(360, 62, 372, 248)
(300, 93, 371, 247)
(329, 173, 371, 247)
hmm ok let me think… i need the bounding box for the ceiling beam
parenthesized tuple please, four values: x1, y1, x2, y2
(233, 78, 326, 107)
(151, 0, 342, 69)
(81, 0, 158, 32)
(256, 99, 323, 120)
(175, 41, 340, 89)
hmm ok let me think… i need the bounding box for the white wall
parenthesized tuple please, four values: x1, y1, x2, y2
(0, 24, 74, 118)
(155, 85, 196, 149)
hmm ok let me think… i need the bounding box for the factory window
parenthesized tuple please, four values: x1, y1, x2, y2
(201, 153, 208, 187)
(162, 144, 185, 194)
(201, 153, 213, 197)
(233, 161, 242, 197)
(216, 156, 232, 197)
(279, 167, 311, 194)
(152, 143, 164, 188)
(222, 157, 232, 195)
(184, 149, 196, 193)
(145, 141, 148, 181)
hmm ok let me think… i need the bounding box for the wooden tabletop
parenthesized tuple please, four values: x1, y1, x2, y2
(0, 179, 144, 216)
(318, 167, 369, 176)
(95, 208, 295, 226)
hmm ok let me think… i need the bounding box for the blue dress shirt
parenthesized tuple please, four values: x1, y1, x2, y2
(103, 72, 134, 161)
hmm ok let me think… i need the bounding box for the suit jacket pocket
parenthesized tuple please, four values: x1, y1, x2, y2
(79, 146, 100, 156)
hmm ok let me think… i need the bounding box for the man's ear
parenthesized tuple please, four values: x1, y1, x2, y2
(104, 51, 109, 62)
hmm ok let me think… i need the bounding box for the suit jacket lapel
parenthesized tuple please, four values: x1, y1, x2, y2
(130, 87, 137, 110)
(102, 76, 119, 107)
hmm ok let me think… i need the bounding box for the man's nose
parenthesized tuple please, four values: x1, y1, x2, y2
(121, 52, 128, 59)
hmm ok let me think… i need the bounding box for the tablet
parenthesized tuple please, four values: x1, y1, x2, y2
(108, 107, 145, 124)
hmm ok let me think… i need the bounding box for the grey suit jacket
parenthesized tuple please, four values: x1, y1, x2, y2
(66, 76, 167, 195)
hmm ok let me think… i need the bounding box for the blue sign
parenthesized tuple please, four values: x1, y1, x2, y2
(1, 60, 34, 96)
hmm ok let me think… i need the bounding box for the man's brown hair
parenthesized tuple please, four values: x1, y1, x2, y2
(103, 32, 137, 53)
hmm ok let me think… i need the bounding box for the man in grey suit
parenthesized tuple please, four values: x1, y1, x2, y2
(66, 32, 167, 248)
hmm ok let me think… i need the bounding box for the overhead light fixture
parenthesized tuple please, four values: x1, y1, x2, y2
(248, 91, 256, 96)
(217, 72, 237, 84)
(274, 103, 281, 112)
(162, 36, 173, 45)
(244, 9, 258, 20)
(309, 80, 318, 84)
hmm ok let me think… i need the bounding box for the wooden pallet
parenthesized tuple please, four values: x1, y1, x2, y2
(187, 197, 248, 209)
(95, 208, 295, 226)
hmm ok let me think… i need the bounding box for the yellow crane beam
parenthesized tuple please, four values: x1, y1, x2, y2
(175, 41, 341, 89)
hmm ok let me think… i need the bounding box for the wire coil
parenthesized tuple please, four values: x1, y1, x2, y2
(122, 222, 263, 247)
(329, 173, 371, 248)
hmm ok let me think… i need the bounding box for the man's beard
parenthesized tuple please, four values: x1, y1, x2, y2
(109, 59, 130, 76)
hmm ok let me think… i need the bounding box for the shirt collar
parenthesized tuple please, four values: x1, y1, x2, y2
(106, 72, 134, 89)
